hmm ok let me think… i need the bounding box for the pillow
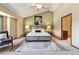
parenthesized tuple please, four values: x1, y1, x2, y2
(32, 29, 36, 32)
(0, 33, 7, 40)
(35, 30, 41, 33)
(32, 29, 44, 32)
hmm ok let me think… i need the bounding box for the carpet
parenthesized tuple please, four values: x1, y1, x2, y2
(14, 41, 61, 52)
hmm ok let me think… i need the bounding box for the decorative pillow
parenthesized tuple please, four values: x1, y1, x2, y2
(35, 30, 41, 33)
(32, 29, 44, 32)
(0, 33, 7, 40)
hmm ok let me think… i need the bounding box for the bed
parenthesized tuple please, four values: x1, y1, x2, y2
(25, 28, 51, 42)
(14, 29, 61, 51)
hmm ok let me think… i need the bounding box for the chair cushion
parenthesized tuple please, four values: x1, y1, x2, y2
(0, 33, 7, 40)
(0, 39, 12, 46)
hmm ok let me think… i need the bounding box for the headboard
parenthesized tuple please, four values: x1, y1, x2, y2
(30, 25, 46, 32)
(32, 29, 45, 32)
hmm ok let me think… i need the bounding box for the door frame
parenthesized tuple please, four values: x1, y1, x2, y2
(61, 13, 72, 45)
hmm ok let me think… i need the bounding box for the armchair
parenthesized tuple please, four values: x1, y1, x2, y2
(0, 31, 13, 48)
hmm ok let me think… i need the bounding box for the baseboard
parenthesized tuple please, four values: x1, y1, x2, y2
(52, 33, 71, 40)
(52, 33, 61, 40)
(54, 35, 61, 40)
(71, 44, 79, 49)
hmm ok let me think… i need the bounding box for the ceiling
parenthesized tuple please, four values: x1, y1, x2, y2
(1, 3, 62, 18)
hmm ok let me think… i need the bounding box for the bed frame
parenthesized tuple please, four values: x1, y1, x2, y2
(25, 36, 51, 42)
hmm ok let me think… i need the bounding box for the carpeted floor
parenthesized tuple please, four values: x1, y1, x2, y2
(14, 41, 61, 52)
(0, 37, 24, 52)
(0, 37, 79, 55)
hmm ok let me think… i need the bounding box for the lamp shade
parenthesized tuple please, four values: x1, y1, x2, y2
(25, 25, 29, 29)
(47, 25, 51, 29)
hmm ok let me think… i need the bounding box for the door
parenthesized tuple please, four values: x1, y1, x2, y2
(61, 13, 72, 43)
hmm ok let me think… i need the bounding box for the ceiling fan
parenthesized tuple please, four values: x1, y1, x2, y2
(31, 3, 47, 11)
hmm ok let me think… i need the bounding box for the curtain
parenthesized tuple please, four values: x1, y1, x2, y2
(0, 16, 7, 31)
(0, 16, 3, 31)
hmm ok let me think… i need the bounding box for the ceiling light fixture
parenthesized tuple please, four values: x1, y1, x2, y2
(31, 3, 47, 11)
(36, 4, 42, 9)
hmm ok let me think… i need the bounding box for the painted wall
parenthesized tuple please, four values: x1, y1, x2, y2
(17, 17, 23, 38)
(6, 16, 10, 35)
(10, 18, 17, 38)
(24, 11, 53, 32)
(53, 3, 79, 48)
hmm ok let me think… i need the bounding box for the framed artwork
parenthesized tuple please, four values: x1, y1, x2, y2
(34, 16, 42, 25)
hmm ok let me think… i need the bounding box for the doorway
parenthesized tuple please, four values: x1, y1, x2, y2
(61, 13, 72, 44)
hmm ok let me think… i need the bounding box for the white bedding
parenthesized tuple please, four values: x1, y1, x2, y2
(26, 32, 51, 40)
(27, 32, 50, 36)
(14, 29, 61, 52)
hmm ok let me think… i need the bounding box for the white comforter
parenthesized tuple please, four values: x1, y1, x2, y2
(26, 32, 51, 40)
(27, 32, 51, 36)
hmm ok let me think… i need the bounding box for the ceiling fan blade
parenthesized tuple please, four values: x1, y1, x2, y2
(30, 3, 47, 11)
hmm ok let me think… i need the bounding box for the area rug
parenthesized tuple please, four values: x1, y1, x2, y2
(14, 41, 61, 52)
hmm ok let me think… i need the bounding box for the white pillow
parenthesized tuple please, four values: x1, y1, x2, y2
(0, 33, 7, 39)
(32, 29, 36, 32)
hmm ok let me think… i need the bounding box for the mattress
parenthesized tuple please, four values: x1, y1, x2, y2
(26, 32, 51, 41)
(26, 32, 51, 36)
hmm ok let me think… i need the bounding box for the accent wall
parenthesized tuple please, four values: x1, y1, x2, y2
(23, 11, 53, 32)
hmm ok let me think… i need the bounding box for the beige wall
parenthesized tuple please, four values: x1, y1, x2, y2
(24, 11, 53, 32)
(53, 3, 79, 48)
(53, 4, 72, 37)
(17, 17, 23, 38)
(10, 18, 17, 38)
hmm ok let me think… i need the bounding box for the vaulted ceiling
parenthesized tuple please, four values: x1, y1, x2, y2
(1, 3, 62, 18)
